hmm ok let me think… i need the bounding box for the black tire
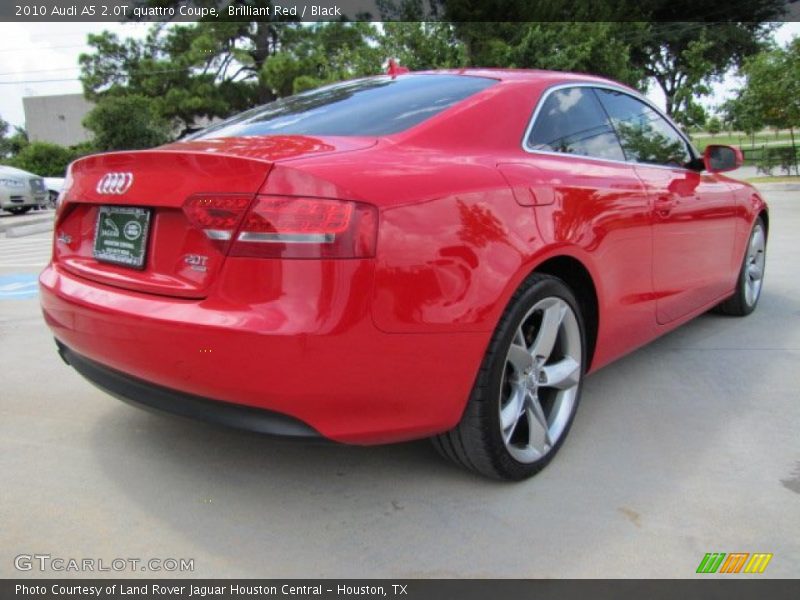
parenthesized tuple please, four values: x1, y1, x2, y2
(433, 273, 587, 481)
(716, 217, 767, 317)
(8, 206, 32, 215)
(48, 191, 58, 209)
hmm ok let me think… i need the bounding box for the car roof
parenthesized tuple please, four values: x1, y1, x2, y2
(412, 68, 637, 92)
(0, 165, 37, 177)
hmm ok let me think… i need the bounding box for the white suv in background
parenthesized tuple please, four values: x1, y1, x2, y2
(0, 165, 48, 215)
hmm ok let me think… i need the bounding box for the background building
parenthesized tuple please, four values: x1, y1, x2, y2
(22, 94, 94, 146)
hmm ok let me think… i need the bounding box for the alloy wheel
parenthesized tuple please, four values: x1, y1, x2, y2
(499, 296, 582, 463)
(744, 223, 766, 308)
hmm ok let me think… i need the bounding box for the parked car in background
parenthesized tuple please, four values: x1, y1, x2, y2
(0, 165, 48, 214)
(40, 70, 766, 480)
(44, 177, 65, 208)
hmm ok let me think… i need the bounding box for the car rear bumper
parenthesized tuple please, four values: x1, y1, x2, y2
(56, 340, 321, 438)
(40, 263, 488, 444)
(1, 191, 43, 209)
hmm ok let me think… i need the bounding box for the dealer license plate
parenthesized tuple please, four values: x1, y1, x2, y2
(93, 206, 151, 269)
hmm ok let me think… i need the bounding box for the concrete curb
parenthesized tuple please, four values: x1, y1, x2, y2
(751, 183, 800, 192)
(0, 215, 53, 234)
(5, 222, 54, 238)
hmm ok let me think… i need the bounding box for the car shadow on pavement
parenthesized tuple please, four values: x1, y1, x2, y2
(84, 286, 799, 576)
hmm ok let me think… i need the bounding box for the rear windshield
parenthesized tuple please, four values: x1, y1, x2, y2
(190, 74, 497, 139)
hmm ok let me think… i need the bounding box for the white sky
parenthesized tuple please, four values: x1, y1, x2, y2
(0, 21, 798, 130)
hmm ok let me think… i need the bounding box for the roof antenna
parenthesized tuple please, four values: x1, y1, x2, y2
(385, 58, 410, 78)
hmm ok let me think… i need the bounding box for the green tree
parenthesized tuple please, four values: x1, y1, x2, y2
(4, 142, 79, 176)
(379, 22, 467, 71)
(83, 95, 171, 151)
(391, 1, 784, 120)
(509, 23, 645, 87)
(0, 118, 29, 158)
(80, 25, 261, 136)
(629, 19, 780, 122)
(259, 22, 381, 96)
(720, 95, 763, 148)
(80, 21, 384, 136)
(731, 38, 800, 174)
(705, 115, 722, 136)
(0, 116, 10, 158)
(672, 99, 707, 132)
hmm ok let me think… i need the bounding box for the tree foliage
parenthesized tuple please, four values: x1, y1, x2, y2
(80, 20, 388, 137)
(725, 38, 800, 173)
(630, 19, 779, 121)
(4, 142, 81, 177)
(83, 94, 172, 151)
(80, 24, 261, 135)
(390, 0, 784, 119)
(1, 117, 89, 175)
(378, 22, 467, 71)
(0, 116, 10, 158)
(734, 39, 800, 132)
(76, 0, 785, 149)
(720, 95, 762, 137)
(259, 22, 382, 96)
(0, 116, 8, 145)
(705, 115, 722, 136)
(0, 117, 29, 159)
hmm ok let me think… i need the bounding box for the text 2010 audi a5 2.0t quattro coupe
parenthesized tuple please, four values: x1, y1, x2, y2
(40, 70, 767, 480)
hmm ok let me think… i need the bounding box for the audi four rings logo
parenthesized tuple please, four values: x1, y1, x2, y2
(96, 172, 134, 195)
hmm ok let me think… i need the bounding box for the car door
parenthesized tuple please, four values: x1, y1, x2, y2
(499, 85, 657, 366)
(595, 88, 738, 325)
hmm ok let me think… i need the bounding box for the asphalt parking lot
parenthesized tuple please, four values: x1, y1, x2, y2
(1, 191, 798, 579)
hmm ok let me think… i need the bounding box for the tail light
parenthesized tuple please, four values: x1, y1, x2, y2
(182, 194, 253, 253)
(183, 195, 378, 259)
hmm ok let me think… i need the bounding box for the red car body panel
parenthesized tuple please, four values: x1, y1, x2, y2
(39, 69, 767, 444)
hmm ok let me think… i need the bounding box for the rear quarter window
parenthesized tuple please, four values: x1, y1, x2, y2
(526, 87, 625, 161)
(191, 75, 497, 139)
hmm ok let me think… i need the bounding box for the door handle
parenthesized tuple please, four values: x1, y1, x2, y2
(655, 196, 674, 218)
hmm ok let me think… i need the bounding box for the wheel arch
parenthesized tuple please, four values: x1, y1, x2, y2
(530, 255, 599, 371)
(758, 208, 769, 237)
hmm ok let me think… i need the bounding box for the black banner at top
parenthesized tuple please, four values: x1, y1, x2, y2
(2, 0, 799, 22)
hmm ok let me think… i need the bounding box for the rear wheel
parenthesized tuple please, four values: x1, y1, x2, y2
(716, 217, 766, 316)
(433, 273, 586, 480)
(7, 206, 32, 215)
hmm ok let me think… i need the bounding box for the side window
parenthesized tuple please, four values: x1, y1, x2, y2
(595, 89, 691, 168)
(527, 87, 625, 161)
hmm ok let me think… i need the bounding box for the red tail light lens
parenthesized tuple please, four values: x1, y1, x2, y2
(182, 194, 253, 252)
(229, 196, 378, 259)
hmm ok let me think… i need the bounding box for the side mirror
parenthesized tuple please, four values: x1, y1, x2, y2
(704, 144, 743, 173)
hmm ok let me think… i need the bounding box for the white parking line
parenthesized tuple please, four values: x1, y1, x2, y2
(1, 263, 50, 268)
(0, 234, 53, 270)
(1, 238, 52, 244)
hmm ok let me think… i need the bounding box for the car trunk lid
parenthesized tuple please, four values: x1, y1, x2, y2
(54, 136, 375, 298)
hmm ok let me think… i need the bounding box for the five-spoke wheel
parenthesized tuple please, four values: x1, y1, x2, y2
(500, 297, 582, 463)
(433, 273, 586, 480)
(717, 217, 767, 316)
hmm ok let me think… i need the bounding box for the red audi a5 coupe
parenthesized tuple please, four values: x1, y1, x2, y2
(40, 70, 767, 480)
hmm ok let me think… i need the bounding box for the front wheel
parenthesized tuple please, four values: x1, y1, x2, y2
(716, 217, 766, 316)
(433, 273, 586, 480)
